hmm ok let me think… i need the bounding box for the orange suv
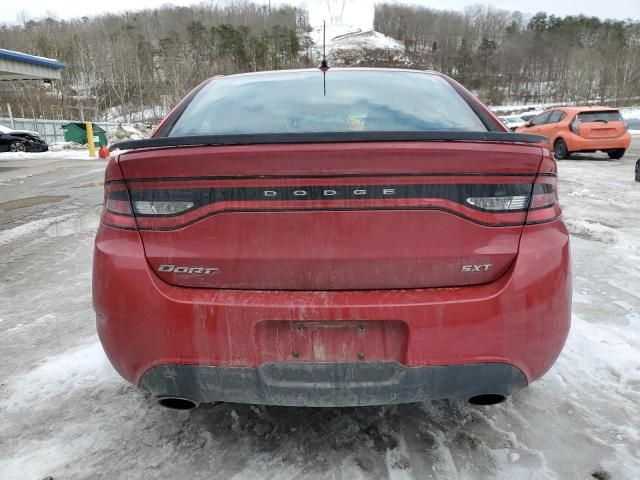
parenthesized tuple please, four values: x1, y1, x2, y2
(516, 106, 631, 159)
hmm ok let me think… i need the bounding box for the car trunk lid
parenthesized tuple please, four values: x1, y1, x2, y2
(576, 110, 626, 139)
(116, 141, 543, 290)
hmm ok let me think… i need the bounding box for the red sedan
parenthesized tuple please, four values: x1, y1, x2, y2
(93, 68, 571, 409)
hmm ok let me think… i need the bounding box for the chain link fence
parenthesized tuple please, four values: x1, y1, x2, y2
(0, 117, 126, 145)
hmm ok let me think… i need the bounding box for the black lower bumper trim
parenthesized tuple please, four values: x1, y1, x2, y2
(139, 362, 527, 407)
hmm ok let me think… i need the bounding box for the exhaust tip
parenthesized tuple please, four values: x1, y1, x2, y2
(468, 394, 507, 406)
(157, 396, 199, 410)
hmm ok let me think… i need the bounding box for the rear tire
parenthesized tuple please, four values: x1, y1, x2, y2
(9, 142, 25, 152)
(607, 149, 625, 160)
(553, 139, 569, 160)
(635, 159, 640, 182)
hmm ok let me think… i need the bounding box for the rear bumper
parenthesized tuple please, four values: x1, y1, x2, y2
(140, 362, 527, 407)
(93, 219, 571, 405)
(564, 132, 631, 152)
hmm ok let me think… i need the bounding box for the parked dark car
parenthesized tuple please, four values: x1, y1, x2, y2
(0, 125, 48, 152)
(635, 159, 640, 182)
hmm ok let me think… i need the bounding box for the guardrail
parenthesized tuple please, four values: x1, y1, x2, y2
(0, 117, 125, 144)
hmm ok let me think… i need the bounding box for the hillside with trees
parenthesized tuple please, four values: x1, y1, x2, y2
(0, 2, 309, 121)
(374, 4, 640, 106)
(1, 2, 640, 121)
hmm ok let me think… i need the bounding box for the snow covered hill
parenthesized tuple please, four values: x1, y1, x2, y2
(308, 24, 410, 67)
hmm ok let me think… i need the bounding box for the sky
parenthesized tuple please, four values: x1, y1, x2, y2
(1, 0, 639, 27)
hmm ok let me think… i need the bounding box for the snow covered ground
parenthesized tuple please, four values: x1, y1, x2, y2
(0, 150, 94, 161)
(0, 144, 639, 479)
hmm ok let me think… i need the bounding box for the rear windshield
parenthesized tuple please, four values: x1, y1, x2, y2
(577, 111, 622, 122)
(168, 70, 487, 136)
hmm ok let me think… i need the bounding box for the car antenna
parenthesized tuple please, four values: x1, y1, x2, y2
(319, 20, 329, 96)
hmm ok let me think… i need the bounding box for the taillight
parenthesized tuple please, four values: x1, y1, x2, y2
(569, 116, 580, 134)
(466, 195, 528, 211)
(132, 200, 194, 215)
(107, 173, 562, 229)
(523, 152, 561, 224)
(101, 158, 136, 229)
(106, 189, 132, 215)
(526, 177, 561, 224)
(128, 189, 197, 215)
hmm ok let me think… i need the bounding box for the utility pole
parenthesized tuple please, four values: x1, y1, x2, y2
(6, 104, 15, 128)
(86, 122, 96, 157)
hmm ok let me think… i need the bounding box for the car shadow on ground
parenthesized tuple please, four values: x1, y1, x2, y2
(563, 153, 617, 161)
(181, 398, 507, 477)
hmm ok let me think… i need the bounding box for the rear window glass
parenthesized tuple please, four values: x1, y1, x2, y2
(578, 111, 622, 122)
(547, 111, 565, 123)
(520, 113, 538, 121)
(530, 112, 551, 126)
(169, 70, 487, 136)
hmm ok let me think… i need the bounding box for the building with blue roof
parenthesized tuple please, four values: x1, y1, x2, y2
(0, 48, 66, 82)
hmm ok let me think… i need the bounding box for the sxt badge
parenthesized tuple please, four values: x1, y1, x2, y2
(461, 264, 492, 272)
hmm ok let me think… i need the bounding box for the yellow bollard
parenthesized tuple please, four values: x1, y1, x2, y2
(85, 121, 96, 157)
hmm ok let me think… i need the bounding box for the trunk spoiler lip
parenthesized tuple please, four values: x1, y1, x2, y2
(110, 131, 549, 153)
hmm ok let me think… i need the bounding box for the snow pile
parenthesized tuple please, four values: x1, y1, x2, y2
(49, 141, 85, 151)
(310, 24, 404, 52)
(0, 150, 94, 161)
(620, 106, 640, 119)
(44, 213, 100, 238)
(1, 340, 115, 414)
(0, 214, 76, 246)
(490, 104, 554, 115)
(106, 123, 151, 143)
(564, 218, 625, 246)
(104, 106, 168, 123)
(621, 107, 640, 133)
(308, 24, 409, 67)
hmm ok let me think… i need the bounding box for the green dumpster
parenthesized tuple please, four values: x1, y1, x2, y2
(62, 122, 108, 146)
